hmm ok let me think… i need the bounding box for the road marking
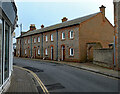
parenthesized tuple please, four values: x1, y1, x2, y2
(14, 65, 49, 94)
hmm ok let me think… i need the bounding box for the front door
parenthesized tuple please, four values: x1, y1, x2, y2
(34, 48, 36, 58)
(51, 46, 53, 60)
(28, 49, 30, 58)
(62, 46, 65, 61)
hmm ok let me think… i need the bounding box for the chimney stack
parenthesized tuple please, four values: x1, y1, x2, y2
(30, 24, 36, 31)
(99, 5, 106, 16)
(41, 24, 44, 28)
(62, 17, 68, 22)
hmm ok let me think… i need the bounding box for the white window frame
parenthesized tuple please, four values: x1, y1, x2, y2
(18, 50, 19, 54)
(51, 34, 53, 41)
(45, 48, 48, 55)
(25, 49, 27, 55)
(34, 38, 36, 43)
(46, 35, 48, 42)
(25, 39, 27, 44)
(38, 49, 40, 55)
(70, 48, 74, 56)
(38, 37, 40, 42)
(62, 32, 65, 39)
(28, 39, 30, 43)
(70, 30, 74, 39)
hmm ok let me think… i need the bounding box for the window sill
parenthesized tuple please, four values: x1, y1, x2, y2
(69, 55, 74, 57)
(70, 38, 74, 40)
(61, 39, 65, 41)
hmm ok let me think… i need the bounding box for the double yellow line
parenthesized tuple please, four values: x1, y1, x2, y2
(14, 65, 49, 94)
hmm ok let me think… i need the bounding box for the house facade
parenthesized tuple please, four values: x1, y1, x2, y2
(16, 5, 114, 63)
(0, 0, 17, 93)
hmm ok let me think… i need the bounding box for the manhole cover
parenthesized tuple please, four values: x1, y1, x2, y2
(23, 66, 44, 72)
(45, 83, 65, 91)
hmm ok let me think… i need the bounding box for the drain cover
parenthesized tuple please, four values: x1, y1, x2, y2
(23, 66, 44, 72)
(45, 83, 65, 91)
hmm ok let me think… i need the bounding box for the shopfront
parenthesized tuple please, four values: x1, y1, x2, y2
(0, 0, 17, 93)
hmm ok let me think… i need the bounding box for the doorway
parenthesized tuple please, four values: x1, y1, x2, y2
(88, 46, 93, 61)
(51, 46, 54, 60)
(61, 45, 65, 61)
(34, 48, 36, 58)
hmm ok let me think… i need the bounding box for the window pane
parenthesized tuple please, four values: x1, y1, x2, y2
(71, 32, 73, 37)
(25, 49, 26, 55)
(45, 49, 47, 55)
(70, 31, 73, 38)
(71, 49, 73, 55)
(0, 19, 2, 85)
(38, 37, 40, 42)
(28, 39, 30, 43)
(62, 32, 65, 39)
(70, 48, 74, 56)
(46, 36, 48, 41)
(25, 40, 26, 44)
(51, 34, 53, 41)
(4, 23, 9, 80)
(38, 49, 40, 55)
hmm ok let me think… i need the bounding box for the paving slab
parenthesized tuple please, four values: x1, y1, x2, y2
(7, 67, 39, 93)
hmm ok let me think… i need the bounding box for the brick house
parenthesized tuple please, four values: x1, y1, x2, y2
(16, 5, 114, 63)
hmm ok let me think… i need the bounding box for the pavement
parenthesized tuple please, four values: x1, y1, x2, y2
(6, 67, 40, 93)
(31, 58, 120, 79)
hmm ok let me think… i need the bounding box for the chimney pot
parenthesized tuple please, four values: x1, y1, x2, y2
(62, 17, 68, 22)
(30, 24, 36, 31)
(41, 24, 44, 28)
(99, 5, 106, 16)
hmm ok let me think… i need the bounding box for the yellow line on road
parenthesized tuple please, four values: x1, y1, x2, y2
(14, 65, 49, 94)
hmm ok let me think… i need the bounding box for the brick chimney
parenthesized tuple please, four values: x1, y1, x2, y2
(62, 17, 68, 22)
(41, 24, 44, 28)
(99, 5, 106, 16)
(30, 24, 36, 31)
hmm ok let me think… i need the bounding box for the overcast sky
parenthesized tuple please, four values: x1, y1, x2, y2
(14, 0, 114, 40)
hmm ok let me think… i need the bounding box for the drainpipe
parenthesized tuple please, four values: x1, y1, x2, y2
(56, 30, 58, 60)
(41, 33, 43, 58)
(31, 36, 32, 58)
(114, 36, 116, 67)
(113, 1, 119, 69)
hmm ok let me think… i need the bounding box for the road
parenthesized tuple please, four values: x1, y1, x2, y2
(13, 57, 119, 93)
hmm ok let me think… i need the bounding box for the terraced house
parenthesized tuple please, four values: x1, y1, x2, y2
(16, 5, 114, 63)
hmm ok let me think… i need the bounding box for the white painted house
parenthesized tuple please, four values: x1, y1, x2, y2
(0, 0, 18, 93)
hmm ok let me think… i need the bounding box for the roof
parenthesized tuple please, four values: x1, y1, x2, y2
(17, 12, 100, 38)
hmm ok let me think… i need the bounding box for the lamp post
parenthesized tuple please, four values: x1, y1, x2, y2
(16, 23, 23, 57)
(16, 23, 22, 36)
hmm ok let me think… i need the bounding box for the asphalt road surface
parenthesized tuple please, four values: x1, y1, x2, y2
(13, 57, 119, 93)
